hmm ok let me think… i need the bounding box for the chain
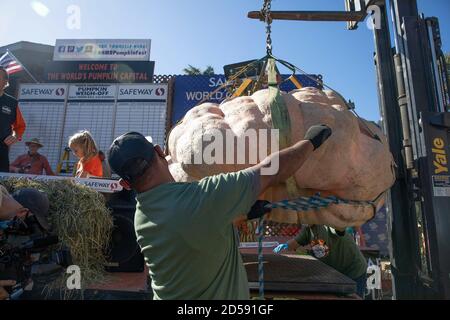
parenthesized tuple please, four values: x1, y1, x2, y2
(262, 0, 273, 55)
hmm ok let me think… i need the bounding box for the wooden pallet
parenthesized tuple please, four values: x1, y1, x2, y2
(242, 252, 356, 296)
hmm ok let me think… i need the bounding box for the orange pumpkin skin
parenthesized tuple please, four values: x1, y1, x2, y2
(168, 87, 395, 229)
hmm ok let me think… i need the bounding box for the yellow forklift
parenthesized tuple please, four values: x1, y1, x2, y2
(247, 0, 450, 299)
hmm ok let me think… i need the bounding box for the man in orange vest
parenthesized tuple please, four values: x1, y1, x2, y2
(0, 66, 26, 172)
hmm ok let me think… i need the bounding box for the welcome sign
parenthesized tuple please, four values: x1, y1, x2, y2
(44, 61, 155, 83)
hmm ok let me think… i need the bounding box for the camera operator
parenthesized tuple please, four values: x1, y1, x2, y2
(10, 188, 51, 231)
(0, 279, 16, 300)
(0, 185, 51, 300)
(1, 185, 20, 299)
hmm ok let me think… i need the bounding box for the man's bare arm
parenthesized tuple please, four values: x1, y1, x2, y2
(0, 188, 22, 220)
(287, 238, 301, 251)
(256, 140, 314, 194)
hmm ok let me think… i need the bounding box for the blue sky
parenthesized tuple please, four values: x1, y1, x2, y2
(1, 0, 449, 121)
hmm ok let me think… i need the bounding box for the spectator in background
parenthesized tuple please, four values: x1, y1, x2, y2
(10, 138, 54, 175)
(68, 130, 103, 178)
(0, 66, 26, 172)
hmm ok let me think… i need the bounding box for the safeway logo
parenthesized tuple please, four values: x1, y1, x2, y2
(110, 182, 119, 191)
(21, 86, 67, 98)
(155, 87, 165, 96)
(55, 88, 65, 96)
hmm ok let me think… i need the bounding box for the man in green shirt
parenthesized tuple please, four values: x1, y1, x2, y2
(108, 125, 332, 299)
(273, 224, 368, 298)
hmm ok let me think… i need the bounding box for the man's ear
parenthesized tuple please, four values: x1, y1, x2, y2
(154, 145, 165, 158)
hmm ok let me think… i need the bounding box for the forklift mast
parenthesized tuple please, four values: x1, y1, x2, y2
(248, 0, 450, 299)
(388, 0, 450, 299)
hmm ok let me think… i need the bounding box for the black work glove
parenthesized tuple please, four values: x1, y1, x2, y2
(246, 200, 272, 220)
(303, 124, 332, 150)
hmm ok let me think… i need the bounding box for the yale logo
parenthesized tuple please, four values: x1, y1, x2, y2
(432, 138, 448, 174)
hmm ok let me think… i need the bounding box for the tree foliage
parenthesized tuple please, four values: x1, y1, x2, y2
(183, 65, 215, 75)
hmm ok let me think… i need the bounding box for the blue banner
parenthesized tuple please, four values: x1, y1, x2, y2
(171, 74, 322, 125)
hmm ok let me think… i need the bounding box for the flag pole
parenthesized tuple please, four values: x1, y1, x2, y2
(6, 49, 39, 83)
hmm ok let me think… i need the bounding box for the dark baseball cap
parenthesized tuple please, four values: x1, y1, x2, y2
(12, 188, 50, 231)
(108, 132, 155, 183)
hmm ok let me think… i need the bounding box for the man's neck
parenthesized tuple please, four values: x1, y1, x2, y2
(0, 90, 4, 97)
(137, 174, 175, 194)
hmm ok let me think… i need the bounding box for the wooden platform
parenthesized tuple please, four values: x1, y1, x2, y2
(24, 248, 357, 300)
(242, 252, 357, 298)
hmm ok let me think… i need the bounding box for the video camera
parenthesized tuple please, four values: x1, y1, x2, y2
(0, 215, 72, 300)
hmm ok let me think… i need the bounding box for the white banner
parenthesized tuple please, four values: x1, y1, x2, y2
(117, 84, 168, 100)
(0, 173, 123, 193)
(19, 84, 68, 100)
(54, 39, 151, 61)
(68, 84, 117, 100)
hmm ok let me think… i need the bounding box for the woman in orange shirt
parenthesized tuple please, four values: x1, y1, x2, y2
(68, 130, 103, 178)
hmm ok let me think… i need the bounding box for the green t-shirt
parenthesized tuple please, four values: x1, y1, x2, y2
(135, 170, 259, 300)
(295, 225, 367, 279)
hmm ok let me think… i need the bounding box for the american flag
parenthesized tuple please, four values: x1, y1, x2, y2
(0, 50, 24, 75)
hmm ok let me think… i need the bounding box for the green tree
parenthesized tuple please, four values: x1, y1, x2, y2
(183, 65, 215, 75)
(203, 66, 215, 75)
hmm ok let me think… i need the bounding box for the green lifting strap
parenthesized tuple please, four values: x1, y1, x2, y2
(266, 58, 299, 201)
(267, 58, 291, 147)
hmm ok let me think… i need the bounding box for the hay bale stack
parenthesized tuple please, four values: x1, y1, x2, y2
(0, 178, 114, 293)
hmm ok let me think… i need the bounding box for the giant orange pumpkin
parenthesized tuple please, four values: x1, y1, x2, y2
(167, 87, 395, 229)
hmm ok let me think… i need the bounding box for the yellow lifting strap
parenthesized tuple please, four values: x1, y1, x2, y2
(232, 78, 253, 97)
(266, 58, 300, 200)
(288, 74, 303, 89)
